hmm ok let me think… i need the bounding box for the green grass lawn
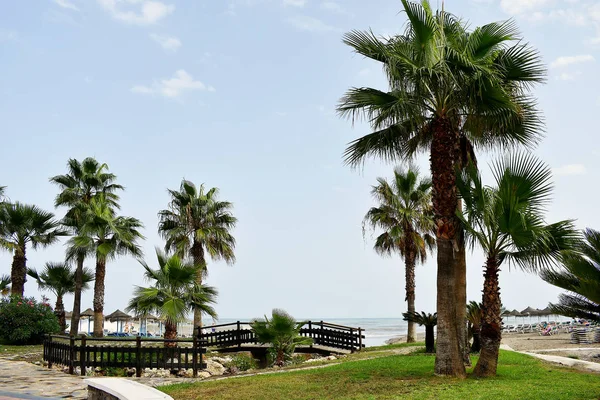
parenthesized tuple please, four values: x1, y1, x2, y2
(0, 342, 42, 357)
(161, 350, 600, 400)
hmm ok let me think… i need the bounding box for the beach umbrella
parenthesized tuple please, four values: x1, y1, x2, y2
(521, 307, 537, 324)
(509, 309, 521, 324)
(81, 308, 94, 334)
(106, 309, 132, 333)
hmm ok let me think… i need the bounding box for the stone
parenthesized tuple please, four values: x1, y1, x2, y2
(198, 371, 211, 379)
(326, 355, 337, 360)
(210, 356, 232, 364)
(205, 359, 226, 376)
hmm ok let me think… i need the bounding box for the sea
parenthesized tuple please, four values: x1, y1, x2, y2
(108, 315, 576, 348)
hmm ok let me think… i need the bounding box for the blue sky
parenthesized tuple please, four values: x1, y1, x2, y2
(1, 0, 599, 320)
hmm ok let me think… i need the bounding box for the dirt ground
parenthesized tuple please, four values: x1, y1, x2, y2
(502, 332, 600, 363)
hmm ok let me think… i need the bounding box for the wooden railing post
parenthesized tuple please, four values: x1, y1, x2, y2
(358, 328, 363, 351)
(320, 321, 324, 346)
(135, 336, 142, 378)
(308, 321, 313, 349)
(46, 335, 53, 369)
(80, 335, 87, 376)
(68, 336, 75, 375)
(192, 333, 198, 378)
(237, 321, 241, 349)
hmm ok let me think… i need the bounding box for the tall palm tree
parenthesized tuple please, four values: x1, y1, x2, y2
(363, 167, 434, 343)
(541, 229, 600, 323)
(27, 262, 94, 331)
(69, 198, 144, 337)
(457, 153, 578, 377)
(158, 180, 236, 329)
(0, 203, 67, 297)
(50, 157, 124, 336)
(0, 275, 10, 296)
(337, 0, 545, 376)
(402, 311, 437, 353)
(126, 250, 218, 347)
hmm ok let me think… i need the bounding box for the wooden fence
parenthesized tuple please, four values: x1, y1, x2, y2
(199, 321, 365, 352)
(44, 335, 206, 377)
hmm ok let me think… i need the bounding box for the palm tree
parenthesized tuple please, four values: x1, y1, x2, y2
(466, 301, 482, 353)
(250, 309, 312, 366)
(158, 180, 237, 329)
(69, 198, 143, 337)
(0, 203, 67, 297)
(457, 153, 578, 377)
(27, 262, 94, 331)
(338, 0, 545, 376)
(402, 311, 437, 353)
(541, 229, 600, 322)
(50, 157, 124, 336)
(126, 250, 218, 347)
(363, 167, 434, 343)
(0, 275, 10, 296)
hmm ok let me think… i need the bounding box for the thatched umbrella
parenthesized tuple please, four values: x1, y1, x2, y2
(81, 308, 94, 334)
(135, 313, 159, 335)
(106, 309, 132, 333)
(510, 309, 522, 324)
(521, 307, 537, 324)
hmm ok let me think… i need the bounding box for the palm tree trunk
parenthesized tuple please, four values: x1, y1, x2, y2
(474, 256, 502, 377)
(69, 254, 85, 336)
(455, 229, 470, 366)
(93, 256, 106, 338)
(430, 116, 465, 378)
(191, 240, 205, 331)
(164, 320, 177, 348)
(10, 246, 26, 297)
(425, 325, 435, 353)
(405, 249, 417, 343)
(55, 295, 66, 332)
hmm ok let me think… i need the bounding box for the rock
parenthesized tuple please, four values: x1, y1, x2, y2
(125, 367, 136, 377)
(304, 357, 324, 363)
(95, 367, 102, 373)
(198, 371, 211, 379)
(326, 355, 337, 360)
(34, 361, 41, 365)
(205, 359, 226, 376)
(210, 356, 232, 364)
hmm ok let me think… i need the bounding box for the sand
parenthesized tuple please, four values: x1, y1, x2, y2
(387, 331, 600, 363)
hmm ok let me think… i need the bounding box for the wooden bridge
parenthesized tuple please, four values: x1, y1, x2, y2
(198, 321, 365, 355)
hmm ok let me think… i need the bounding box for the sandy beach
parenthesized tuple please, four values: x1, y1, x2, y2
(388, 331, 600, 364)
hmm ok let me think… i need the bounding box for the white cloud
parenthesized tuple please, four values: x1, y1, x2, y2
(358, 68, 370, 76)
(557, 71, 582, 80)
(320, 1, 352, 16)
(552, 164, 587, 176)
(131, 70, 215, 98)
(0, 31, 17, 42)
(283, 0, 305, 7)
(97, 0, 174, 25)
(550, 54, 595, 68)
(287, 15, 335, 32)
(149, 33, 181, 52)
(500, 0, 551, 15)
(54, 0, 79, 11)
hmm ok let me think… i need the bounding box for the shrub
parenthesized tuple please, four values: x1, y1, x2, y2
(225, 353, 258, 372)
(0, 296, 60, 344)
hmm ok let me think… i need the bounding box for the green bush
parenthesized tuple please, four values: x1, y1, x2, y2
(225, 353, 258, 372)
(0, 296, 60, 344)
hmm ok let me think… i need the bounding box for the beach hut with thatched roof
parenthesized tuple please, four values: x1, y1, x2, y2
(81, 308, 94, 334)
(106, 309, 132, 333)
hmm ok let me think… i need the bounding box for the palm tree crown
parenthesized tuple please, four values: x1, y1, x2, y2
(541, 228, 600, 322)
(0, 202, 67, 297)
(126, 250, 218, 343)
(27, 262, 94, 331)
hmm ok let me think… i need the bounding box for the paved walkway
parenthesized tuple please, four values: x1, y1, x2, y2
(500, 344, 600, 373)
(0, 360, 86, 399)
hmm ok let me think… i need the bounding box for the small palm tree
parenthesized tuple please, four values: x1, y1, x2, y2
(51, 157, 124, 336)
(250, 309, 312, 366)
(27, 263, 94, 331)
(363, 167, 434, 343)
(0, 275, 10, 297)
(126, 250, 218, 347)
(158, 180, 237, 329)
(402, 311, 437, 353)
(457, 153, 578, 377)
(68, 198, 144, 337)
(466, 301, 482, 353)
(0, 203, 67, 297)
(541, 229, 600, 322)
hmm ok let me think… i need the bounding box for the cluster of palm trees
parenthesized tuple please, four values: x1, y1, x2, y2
(343, 0, 580, 377)
(0, 158, 237, 339)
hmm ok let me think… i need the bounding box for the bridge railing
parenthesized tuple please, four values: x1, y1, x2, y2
(198, 321, 365, 352)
